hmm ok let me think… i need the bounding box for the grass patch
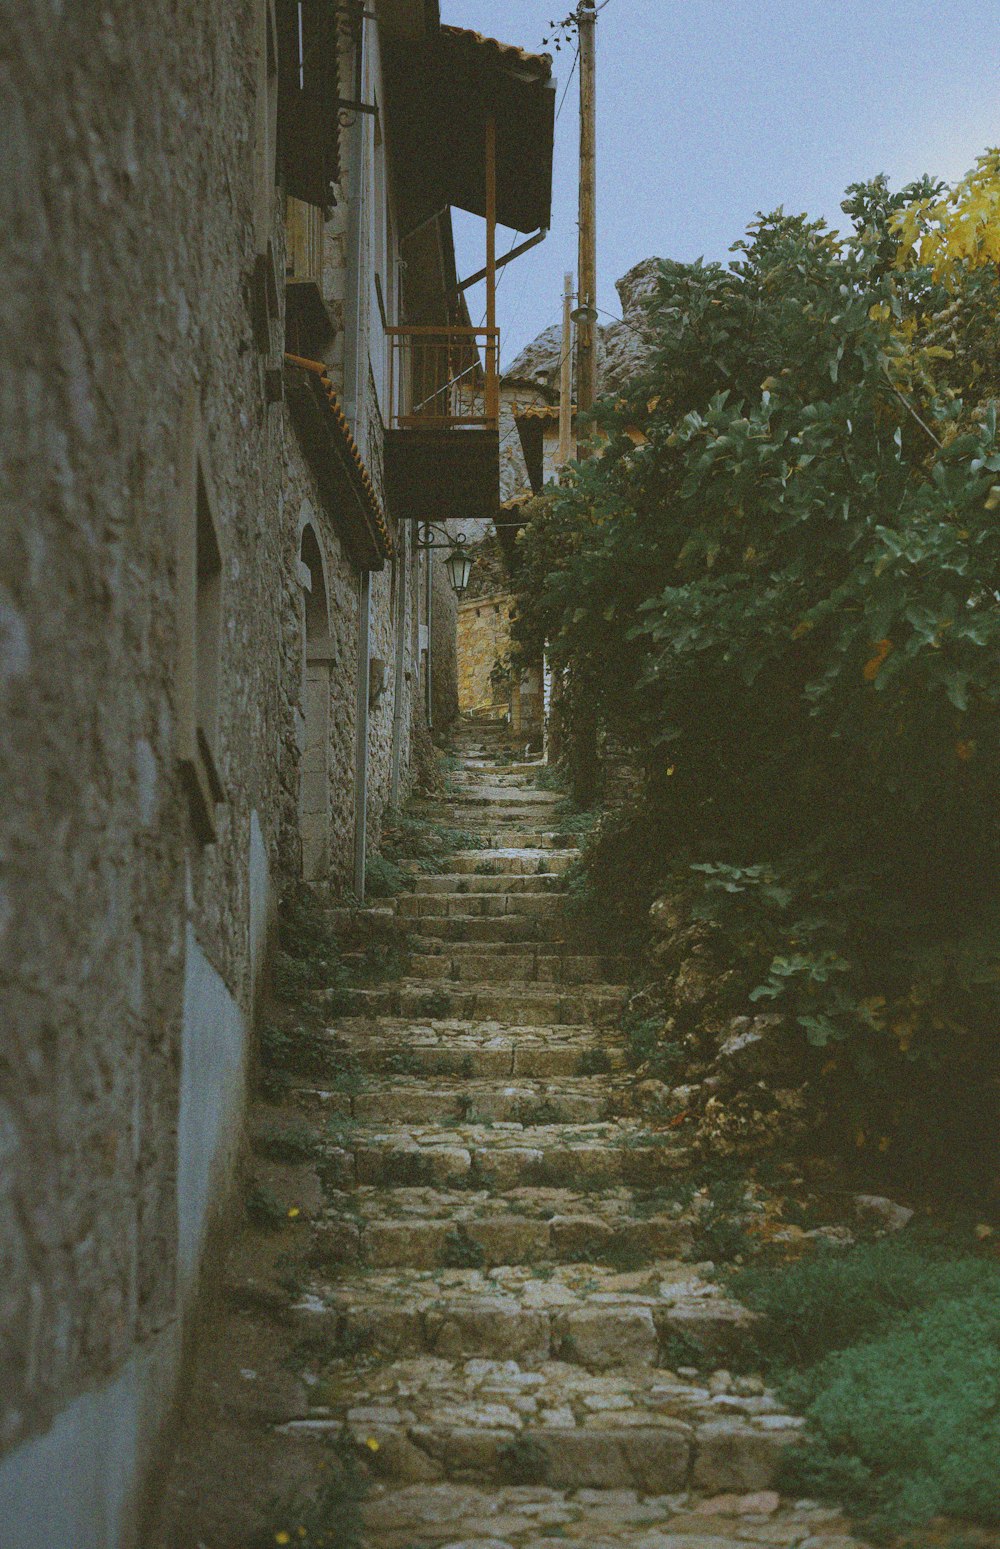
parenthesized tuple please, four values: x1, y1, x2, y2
(730, 1236, 1000, 1532)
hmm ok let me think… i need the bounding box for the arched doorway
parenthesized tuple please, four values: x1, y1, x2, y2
(299, 524, 332, 880)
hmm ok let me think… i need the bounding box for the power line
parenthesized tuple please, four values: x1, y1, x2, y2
(555, 44, 580, 122)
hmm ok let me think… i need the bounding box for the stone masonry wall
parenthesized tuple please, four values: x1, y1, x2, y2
(0, 3, 429, 1542)
(1, 5, 301, 1532)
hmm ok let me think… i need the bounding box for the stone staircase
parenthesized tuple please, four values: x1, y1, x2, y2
(149, 714, 866, 1549)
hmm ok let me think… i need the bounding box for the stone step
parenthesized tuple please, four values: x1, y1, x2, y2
(361, 1483, 852, 1548)
(325, 1118, 684, 1191)
(331, 982, 628, 1026)
(441, 850, 578, 876)
(471, 829, 578, 849)
(293, 1262, 754, 1369)
(339, 1075, 615, 1126)
(406, 915, 569, 944)
(410, 873, 566, 895)
(313, 1184, 692, 1269)
(410, 790, 563, 810)
(406, 951, 631, 985)
(331, 1018, 627, 1078)
(396, 891, 563, 919)
(275, 1357, 803, 1494)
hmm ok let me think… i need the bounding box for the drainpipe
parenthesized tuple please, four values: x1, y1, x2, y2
(353, 570, 371, 899)
(424, 526, 433, 731)
(343, 12, 367, 440)
(348, 12, 370, 896)
(389, 522, 407, 806)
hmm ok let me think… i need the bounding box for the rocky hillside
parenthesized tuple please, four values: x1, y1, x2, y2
(503, 256, 661, 396)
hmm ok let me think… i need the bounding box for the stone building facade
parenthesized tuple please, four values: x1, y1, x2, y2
(0, 4, 553, 1545)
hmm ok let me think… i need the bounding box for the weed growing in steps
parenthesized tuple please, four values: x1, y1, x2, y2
(621, 1007, 685, 1084)
(442, 1226, 487, 1269)
(576, 1047, 613, 1076)
(498, 1432, 548, 1484)
(245, 1180, 291, 1232)
(728, 1234, 1000, 1532)
(255, 1433, 369, 1549)
(364, 853, 407, 898)
(252, 1119, 320, 1163)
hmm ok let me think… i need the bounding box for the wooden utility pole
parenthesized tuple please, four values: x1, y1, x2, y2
(576, 0, 598, 452)
(556, 271, 574, 466)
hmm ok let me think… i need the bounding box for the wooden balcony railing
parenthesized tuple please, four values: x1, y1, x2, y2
(386, 326, 499, 431)
(285, 196, 324, 290)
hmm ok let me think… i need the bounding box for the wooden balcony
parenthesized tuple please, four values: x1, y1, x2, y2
(384, 325, 500, 528)
(284, 196, 333, 351)
(386, 325, 499, 429)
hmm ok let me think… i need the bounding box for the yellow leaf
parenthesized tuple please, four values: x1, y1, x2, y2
(985, 486, 1000, 511)
(366, 1436, 381, 1452)
(287, 1206, 300, 1219)
(975, 1223, 994, 1240)
(863, 639, 893, 682)
(647, 395, 661, 413)
(275, 1535, 291, 1546)
(623, 425, 648, 446)
(666, 766, 675, 777)
(791, 620, 813, 640)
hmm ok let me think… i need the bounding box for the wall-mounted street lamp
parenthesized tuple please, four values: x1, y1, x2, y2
(444, 543, 473, 596)
(414, 521, 474, 597)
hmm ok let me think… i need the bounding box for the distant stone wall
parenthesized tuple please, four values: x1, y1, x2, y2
(457, 593, 513, 714)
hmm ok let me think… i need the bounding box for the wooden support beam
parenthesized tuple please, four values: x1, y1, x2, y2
(484, 114, 499, 424)
(456, 228, 548, 293)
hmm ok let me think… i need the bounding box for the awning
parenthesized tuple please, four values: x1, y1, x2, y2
(384, 25, 556, 238)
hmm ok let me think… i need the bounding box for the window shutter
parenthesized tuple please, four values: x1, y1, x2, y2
(277, 0, 340, 209)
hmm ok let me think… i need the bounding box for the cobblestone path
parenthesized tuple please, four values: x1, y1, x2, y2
(150, 717, 868, 1549)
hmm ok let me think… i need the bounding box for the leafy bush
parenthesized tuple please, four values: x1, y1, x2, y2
(509, 171, 1000, 1181)
(730, 1238, 1000, 1529)
(733, 1235, 996, 1367)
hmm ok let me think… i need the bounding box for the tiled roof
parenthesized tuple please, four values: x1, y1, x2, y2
(513, 403, 575, 423)
(284, 354, 393, 565)
(439, 24, 553, 81)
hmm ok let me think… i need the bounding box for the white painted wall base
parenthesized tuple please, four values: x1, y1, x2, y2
(0, 1322, 180, 1549)
(0, 817, 272, 1547)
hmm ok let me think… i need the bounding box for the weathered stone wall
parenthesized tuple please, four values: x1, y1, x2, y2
(0, 3, 433, 1542)
(0, 5, 301, 1539)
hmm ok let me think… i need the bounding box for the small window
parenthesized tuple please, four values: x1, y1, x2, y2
(176, 395, 226, 843)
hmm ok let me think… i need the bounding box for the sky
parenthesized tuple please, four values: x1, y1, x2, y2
(447, 0, 1000, 369)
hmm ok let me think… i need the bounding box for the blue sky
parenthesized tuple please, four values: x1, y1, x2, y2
(448, 0, 1000, 368)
